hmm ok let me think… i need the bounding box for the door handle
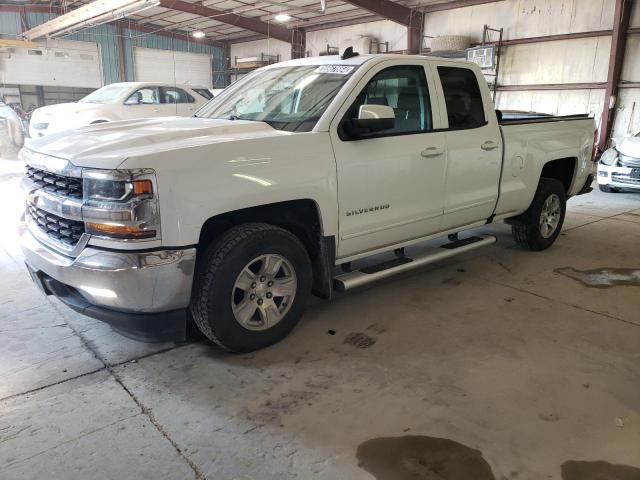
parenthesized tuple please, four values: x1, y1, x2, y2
(481, 141, 499, 151)
(421, 147, 444, 158)
(153, 108, 159, 113)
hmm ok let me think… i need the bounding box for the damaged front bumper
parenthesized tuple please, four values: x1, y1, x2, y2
(20, 220, 196, 341)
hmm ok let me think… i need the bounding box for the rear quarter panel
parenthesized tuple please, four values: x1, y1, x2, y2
(495, 118, 595, 217)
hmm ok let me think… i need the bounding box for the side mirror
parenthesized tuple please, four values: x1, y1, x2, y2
(352, 105, 395, 132)
(124, 96, 139, 105)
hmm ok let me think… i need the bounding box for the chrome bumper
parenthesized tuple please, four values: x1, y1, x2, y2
(19, 221, 196, 314)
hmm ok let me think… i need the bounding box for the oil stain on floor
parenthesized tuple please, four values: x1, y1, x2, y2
(562, 460, 640, 480)
(555, 267, 640, 288)
(356, 435, 495, 480)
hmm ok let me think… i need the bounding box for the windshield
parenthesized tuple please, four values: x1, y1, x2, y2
(195, 65, 357, 132)
(80, 84, 132, 104)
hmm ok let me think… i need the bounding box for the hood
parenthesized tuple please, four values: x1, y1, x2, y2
(616, 135, 640, 159)
(31, 102, 102, 120)
(26, 116, 290, 169)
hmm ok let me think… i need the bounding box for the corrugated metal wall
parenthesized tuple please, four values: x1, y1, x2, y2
(0, 10, 21, 36)
(423, 0, 640, 144)
(1, 12, 225, 87)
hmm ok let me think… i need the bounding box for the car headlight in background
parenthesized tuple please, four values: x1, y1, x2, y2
(82, 169, 160, 240)
(599, 148, 619, 166)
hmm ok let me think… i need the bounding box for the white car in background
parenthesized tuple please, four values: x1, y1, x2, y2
(28, 82, 213, 138)
(597, 132, 640, 192)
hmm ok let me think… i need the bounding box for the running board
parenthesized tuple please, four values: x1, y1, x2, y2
(333, 235, 497, 291)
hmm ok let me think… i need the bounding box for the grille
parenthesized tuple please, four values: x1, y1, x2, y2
(619, 155, 640, 168)
(611, 173, 640, 185)
(27, 203, 84, 246)
(25, 165, 83, 199)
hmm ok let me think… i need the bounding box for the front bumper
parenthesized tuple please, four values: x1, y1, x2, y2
(597, 163, 640, 189)
(20, 221, 197, 341)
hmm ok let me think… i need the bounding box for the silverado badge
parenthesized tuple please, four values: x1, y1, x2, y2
(346, 204, 390, 216)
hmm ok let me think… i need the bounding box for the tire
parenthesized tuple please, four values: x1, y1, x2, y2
(191, 223, 312, 353)
(598, 184, 619, 193)
(511, 178, 566, 251)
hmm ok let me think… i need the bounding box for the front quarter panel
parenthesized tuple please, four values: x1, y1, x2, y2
(120, 132, 338, 246)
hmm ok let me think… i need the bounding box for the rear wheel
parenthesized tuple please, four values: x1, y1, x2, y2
(191, 223, 312, 352)
(511, 178, 566, 251)
(598, 184, 619, 193)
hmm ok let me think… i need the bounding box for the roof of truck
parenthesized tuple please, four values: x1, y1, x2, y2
(265, 53, 460, 70)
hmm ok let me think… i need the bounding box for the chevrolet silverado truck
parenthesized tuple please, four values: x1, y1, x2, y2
(20, 53, 596, 352)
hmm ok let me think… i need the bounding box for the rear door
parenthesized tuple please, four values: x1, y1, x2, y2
(430, 63, 502, 229)
(330, 60, 448, 259)
(161, 86, 199, 116)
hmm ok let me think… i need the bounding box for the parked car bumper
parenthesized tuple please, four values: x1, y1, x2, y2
(19, 220, 196, 341)
(597, 163, 640, 190)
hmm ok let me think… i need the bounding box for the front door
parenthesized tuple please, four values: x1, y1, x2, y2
(330, 61, 448, 259)
(122, 86, 169, 118)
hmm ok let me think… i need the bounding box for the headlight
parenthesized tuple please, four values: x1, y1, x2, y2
(599, 148, 618, 166)
(82, 169, 160, 240)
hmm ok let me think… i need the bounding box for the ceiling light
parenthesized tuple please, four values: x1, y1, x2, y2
(192, 31, 205, 38)
(22, 0, 159, 40)
(274, 13, 291, 22)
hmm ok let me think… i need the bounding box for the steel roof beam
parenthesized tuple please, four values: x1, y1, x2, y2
(158, 0, 294, 43)
(340, 0, 422, 53)
(599, 0, 632, 151)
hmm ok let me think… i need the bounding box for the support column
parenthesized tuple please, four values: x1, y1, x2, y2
(291, 28, 306, 59)
(116, 24, 127, 82)
(224, 42, 231, 87)
(599, 0, 632, 152)
(407, 11, 424, 54)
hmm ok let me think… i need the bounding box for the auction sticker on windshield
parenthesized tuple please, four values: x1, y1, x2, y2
(314, 65, 355, 75)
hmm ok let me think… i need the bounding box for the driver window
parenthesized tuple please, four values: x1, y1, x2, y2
(126, 87, 159, 105)
(342, 65, 432, 136)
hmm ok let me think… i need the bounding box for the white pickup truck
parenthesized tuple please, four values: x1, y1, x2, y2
(20, 53, 596, 352)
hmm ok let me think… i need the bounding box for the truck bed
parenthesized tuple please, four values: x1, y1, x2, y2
(498, 111, 592, 125)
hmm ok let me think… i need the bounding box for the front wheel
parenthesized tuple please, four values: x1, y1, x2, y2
(191, 223, 312, 352)
(511, 178, 567, 251)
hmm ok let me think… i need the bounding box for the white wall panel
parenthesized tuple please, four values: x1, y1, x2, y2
(630, 0, 640, 28)
(499, 37, 610, 85)
(133, 47, 212, 87)
(621, 36, 640, 82)
(230, 38, 291, 63)
(612, 89, 640, 142)
(424, 0, 615, 45)
(1, 39, 102, 88)
(306, 20, 407, 56)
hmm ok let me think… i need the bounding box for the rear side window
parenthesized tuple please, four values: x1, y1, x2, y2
(162, 87, 195, 104)
(437, 67, 486, 129)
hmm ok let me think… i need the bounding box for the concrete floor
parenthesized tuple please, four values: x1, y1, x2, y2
(1, 158, 639, 480)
